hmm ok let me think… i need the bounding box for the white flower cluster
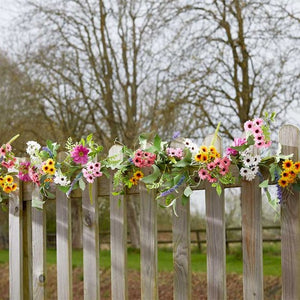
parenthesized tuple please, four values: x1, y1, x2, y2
(184, 138, 198, 155)
(239, 147, 261, 181)
(26, 141, 42, 165)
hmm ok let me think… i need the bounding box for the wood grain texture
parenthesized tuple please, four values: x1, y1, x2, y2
(9, 177, 23, 300)
(23, 197, 33, 300)
(31, 186, 47, 299)
(204, 134, 226, 300)
(279, 125, 300, 300)
(241, 177, 263, 300)
(82, 179, 100, 300)
(56, 187, 73, 300)
(140, 168, 158, 300)
(109, 145, 128, 300)
(172, 196, 191, 300)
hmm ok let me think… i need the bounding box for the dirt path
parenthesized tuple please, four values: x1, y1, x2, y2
(0, 264, 281, 299)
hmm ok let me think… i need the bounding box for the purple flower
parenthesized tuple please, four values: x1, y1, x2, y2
(172, 131, 180, 139)
(70, 145, 89, 165)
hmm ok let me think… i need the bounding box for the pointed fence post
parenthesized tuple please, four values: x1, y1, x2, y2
(82, 176, 100, 300)
(56, 153, 73, 300)
(279, 125, 300, 299)
(172, 191, 191, 300)
(31, 185, 47, 299)
(140, 167, 158, 300)
(109, 145, 128, 300)
(204, 134, 226, 300)
(241, 176, 263, 299)
(9, 176, 23, 300)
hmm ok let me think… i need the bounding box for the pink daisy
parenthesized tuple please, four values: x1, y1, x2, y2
(207, 162, 216, 171)
(252, 126, 262, 136)
(207, 174, 217, 183)
(5, 144, 12, 152)
(0, 147, 6, 157)
(198, 169, 209, 180)
(253, 118, 263, 126)
(244, 120, 254, 132)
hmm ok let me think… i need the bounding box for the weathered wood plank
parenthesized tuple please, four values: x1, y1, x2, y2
(279, 124, 300, 300)
(56, 188, 72, 300)
(9, 177, 23, 300)
(82, 179, 100, 300)
(140, 168, 158, 300)
(241, 177, 263, 299)
(172, 196, 191, 300)
(31, 186, 47, 299)
(205, 183, 226, 300)
(204, 135, 226, 300)
(23, 196, 33, 300)
(109, 145, 128, 300)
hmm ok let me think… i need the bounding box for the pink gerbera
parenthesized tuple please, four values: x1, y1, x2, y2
(207, 162, 215, 171)
(0, 147, 6, 157)
(70, 145, 89, 165)
(198, 169, 209, 180)
(253, 118, 263, 126)
(244, 120, 254, 132)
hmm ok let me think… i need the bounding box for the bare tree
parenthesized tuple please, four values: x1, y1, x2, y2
(163, 0, 300, 140)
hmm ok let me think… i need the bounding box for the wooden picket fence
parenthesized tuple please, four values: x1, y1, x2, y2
(8, 125, 300, 299)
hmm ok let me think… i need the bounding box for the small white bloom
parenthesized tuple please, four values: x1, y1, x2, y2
(240, 167, 256, 181)
(54, 171, 70, 186)
(243, 154, 254, 167)
(252, 155, 261, 166)
(26, 141, 41, 155)
(184, 139, 198, 154)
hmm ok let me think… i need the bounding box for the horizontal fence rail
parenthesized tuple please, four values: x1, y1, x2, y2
(6, 125, 300, 300)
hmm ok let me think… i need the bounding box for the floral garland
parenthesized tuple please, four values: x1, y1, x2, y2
(0, 113, 299, 211)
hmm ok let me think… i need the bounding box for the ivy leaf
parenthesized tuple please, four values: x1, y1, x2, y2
(141, 165, 161, 184)
(181, 194, 189, 205)
(79, 177, 86, 191)
(32, 194, 45, 209)
(58, 185, 69, 193)
(292, 183, 300, 192)
(259, 179, 269, 188)
(183, 186, 193, 197)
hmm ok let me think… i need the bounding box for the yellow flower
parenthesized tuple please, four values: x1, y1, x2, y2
(200, 145, 208, 153)
(282, 159, 294, 171)
(294, 162, 300, 173)
(278, 178, 289, 188)
(42, 164, 50, 173)
(11, 183, 17, 191)
(287, 170, 297, 183)
(4, 175, 13, 184)
(46, 159, 55, 166)
(130, 177, 138, 185)
(3, 185, 12, 193)
(195, 153, 202, 162)
(48, 167, 56, 175)
(201, 153, 208, 162)
(133, 170, 144, 180)
(209, 146, 217, 153)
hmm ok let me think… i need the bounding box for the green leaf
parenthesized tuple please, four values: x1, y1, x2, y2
(181, 194, 189, 205)
(58, 185, 69, 193)
(141, 165, 161, 184)
(216, 183, 222, 196)
(79, 178, 86, 191)
(32, 195, 45, 209)
(153, 134, 162, 151)
(86, 133, 93, 143)
(183, 186, 193, 197)
(259, 179, 269, 188)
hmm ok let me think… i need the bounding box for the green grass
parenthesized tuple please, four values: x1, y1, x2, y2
(0, 244, 281, 276)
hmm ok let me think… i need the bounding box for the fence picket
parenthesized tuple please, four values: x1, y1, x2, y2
(140, 168, 158, 300)
(23, 195, 33, 300)
(56, 188, 72, 299)
(32, 186, 46, 299)
(82, 179, 100, 300)
(9, 177, 23, 300)
(172, 196, 191, 300)
(204, 135, 226, 300)
(279, 125, 300, 299)
(241, 177, 263, 299)
(109, 145, 128, 300)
